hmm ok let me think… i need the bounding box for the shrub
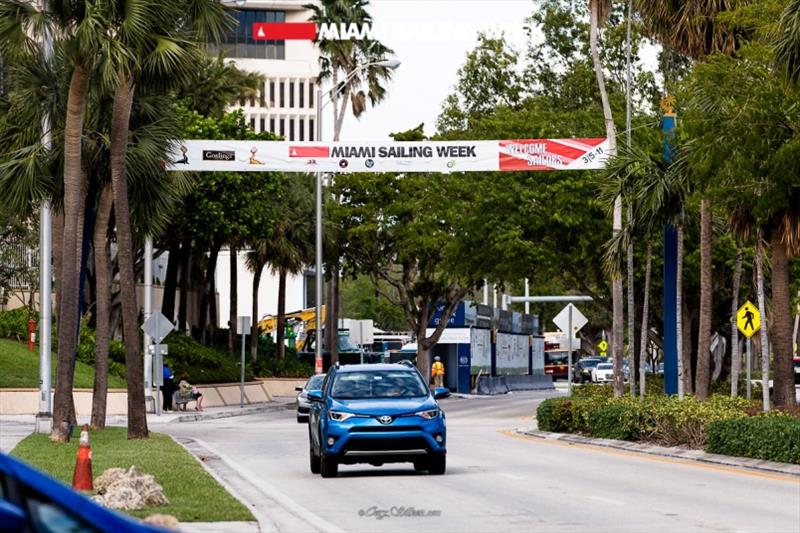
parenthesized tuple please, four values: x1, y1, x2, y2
(707, 414, 800, 464)
(252, 354, 313, 378)
(164, 332, 254, 384)
(0, 308, 37, 341)
(75, 327, 127, 381)
(537, 398, 571, 432)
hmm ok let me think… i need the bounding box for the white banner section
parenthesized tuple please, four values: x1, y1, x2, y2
(166, 138, 609, 173)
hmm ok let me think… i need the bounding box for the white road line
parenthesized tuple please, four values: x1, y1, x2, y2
(498, 473, 525, 481)
(195, 438, 347, 533)
(588, 495, 625, 506)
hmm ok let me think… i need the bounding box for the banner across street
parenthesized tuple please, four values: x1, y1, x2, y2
(166, 138, 609, 173)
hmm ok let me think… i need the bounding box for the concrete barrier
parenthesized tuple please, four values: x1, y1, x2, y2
(476, 374, 554, 395)
(258, 377, 307, 397)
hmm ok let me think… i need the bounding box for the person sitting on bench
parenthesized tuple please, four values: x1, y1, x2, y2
(176, 373, 204, 411)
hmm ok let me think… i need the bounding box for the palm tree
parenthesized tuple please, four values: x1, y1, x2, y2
(306, 0, 396, 363)
(588, 0, 622, 396)
(245, 242, 268, 361)
(695, 197, 712, 399)
(90, 186, 113, 430)
(729, 248, 743, 397)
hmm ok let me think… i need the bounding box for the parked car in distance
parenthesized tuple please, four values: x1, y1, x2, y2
(0, 452, 163, 532)
(573, 358, 604, 383)
(296, 373, 326, 423)
(307, 363, 449, 478)
(592, 363, 615, 383)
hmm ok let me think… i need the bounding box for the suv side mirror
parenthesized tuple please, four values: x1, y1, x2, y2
(433, 387, 450, 400)
(0, 500, 26, 532)
(307, 390, 323, 402)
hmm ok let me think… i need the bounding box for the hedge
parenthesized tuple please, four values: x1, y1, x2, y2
(164, 332, 254, 384)
(0, 308, 37, 341)
(707, 415, 800, 464)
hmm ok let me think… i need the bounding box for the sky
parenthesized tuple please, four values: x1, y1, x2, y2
(323, 0, 537, 142)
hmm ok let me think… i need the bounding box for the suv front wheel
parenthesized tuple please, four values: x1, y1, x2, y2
(320, 453, 338, 478)
(427, 454, 446, 475)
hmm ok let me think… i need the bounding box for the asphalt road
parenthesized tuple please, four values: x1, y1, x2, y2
(157, 392, 800, 533)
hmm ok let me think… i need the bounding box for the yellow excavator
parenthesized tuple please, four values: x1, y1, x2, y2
(257, 306, 326, 351)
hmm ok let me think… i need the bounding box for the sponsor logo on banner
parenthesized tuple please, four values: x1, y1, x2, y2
(249, 147, 264, 165)
(202, 150, 235, 161)
(305, 159, 318, 166)
(290, 146, 331, 158)
(338, 159, 349, 169)
(175, 145, 189, 165)
(365, 158, 375, 168)
(498, 138, 606, 171)
(446, 160, 456, 168)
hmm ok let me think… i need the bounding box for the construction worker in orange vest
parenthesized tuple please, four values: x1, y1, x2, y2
(431, 356, 445, 388)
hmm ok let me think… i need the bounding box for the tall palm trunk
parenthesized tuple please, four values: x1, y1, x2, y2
(161, 242, 181, 320)
(770, 232, 796, 408)
(110, 76, 148, 439)
(198, 241, 221, 342)
(52, 64, 89, 442)
(676, 223, 685, 399)
(627, 205, 635, 397)
(177, 240, 190, 332)
(228, 245, 237, 353)
(755, 236, 770, 412)
(250, 263, 263, 361)
(730, 248, 743, 397)
(589, 0, 622, 397)
(52, 209, 63, 326)
(276, 267, 287, 359)
(639, 241, 652, 398)
(696, 198, 713, 399)
(91, 187, 113, 430)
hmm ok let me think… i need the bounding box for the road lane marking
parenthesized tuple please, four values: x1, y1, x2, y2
(498, 473, 525, 481)
(589, 495, 624, 505)
(499, 430, 800, 484)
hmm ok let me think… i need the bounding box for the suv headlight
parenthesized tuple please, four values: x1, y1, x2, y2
(415, 409, 439, 420)
(329, 411, 359, 421)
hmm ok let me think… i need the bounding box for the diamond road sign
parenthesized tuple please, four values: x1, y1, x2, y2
(552, 304, 588, 335)
(141, 311, 175, 344)
(736, 300, 760, 338)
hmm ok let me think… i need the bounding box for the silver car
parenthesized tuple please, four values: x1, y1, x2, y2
(296, 373, 326, 423)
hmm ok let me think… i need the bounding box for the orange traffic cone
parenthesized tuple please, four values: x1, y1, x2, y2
(71, 424, 93, 491)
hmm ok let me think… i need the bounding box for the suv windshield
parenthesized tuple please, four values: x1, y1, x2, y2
(597, 363, 613, 370)
(306, 374, 325, 390)
(331, 371, 428, 399)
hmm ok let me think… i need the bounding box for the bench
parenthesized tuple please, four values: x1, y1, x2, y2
(172, 390, 196, 411)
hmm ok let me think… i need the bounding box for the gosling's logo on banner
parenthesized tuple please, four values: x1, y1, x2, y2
(166, 139, 609, 173)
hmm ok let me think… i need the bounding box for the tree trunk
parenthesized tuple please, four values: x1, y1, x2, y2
(52, 64, 89, 442)
(755, 236, 771, 412)
(110, 76, 148, 439)
(770, 232, 796, 408)
(198, 242, 221, 343)
(52, 209, 63, 325)
(730, 248, 743, 397)
(627, 204, 636, 397)
(676, 223, 685, 399)
(696, 198, 713, 399)
(91, 187, 113, 430)
(177, 240, 190, 332)
(639, 241, 652, 398)
(276, 268, 287, 359)
(250, 263, 262, 361)
(590, 0, 621, 397)
(228, 245, 237, 353)
(682, 299, 694, 395)
(161, 242, 181, 321)
(326, 271, 340, 364)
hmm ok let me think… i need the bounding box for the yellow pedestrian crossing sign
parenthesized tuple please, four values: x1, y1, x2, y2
(736, 301, 760, 338)
(598, 340, 608, 355)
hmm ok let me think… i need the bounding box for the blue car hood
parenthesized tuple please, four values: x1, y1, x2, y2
(330, 396, 436, 415)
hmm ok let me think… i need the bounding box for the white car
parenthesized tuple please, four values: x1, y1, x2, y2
(592, 363, 614, 383)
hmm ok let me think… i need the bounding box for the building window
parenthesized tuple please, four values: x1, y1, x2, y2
(249, 94, 255, 107)
(270, 118, 275, 133)
(309, 118, 315, 141)
(299, 81, 305, 108)
(279, 82, 285, 108)
(299, 118, 305, 141)
(269, 81, 275, 106)
(260, 86, 266, 107)
(289, 81, 295, 108)
(289, 119, 295, 141)
(279, 118, 285, 137)
(250, 117, 255, 130)
(259, 117, 265, 132)
(309, 83, 315, 107)
(211, 9, 286, 60)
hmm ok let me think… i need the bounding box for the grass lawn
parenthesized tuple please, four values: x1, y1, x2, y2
(0, 338, 126, 389)
(11, 427, 253, 522)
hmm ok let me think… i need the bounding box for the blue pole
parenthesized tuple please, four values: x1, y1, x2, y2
(662, 104, 678, 395)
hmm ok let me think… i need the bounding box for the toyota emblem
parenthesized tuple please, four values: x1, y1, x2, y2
(377, 415, 393, 424)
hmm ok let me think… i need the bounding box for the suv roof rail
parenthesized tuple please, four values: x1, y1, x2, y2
(397, 360, 415, 368)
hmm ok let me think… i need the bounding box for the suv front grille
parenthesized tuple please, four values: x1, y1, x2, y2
(344, 436, 429, 452)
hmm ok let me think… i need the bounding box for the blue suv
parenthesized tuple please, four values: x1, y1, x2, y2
(307, 363, 450, 478)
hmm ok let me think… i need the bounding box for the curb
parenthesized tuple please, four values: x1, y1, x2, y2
(173, 402, 293, 423)
(515, 427, 800, 477)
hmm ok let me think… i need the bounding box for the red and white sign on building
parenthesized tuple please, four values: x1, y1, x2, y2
(167, 139, 609, 173)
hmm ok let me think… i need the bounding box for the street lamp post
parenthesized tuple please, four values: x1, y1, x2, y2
(312, 59, 400, 374)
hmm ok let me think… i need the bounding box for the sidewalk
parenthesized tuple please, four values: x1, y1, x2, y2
(0, 400, 294, 453)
